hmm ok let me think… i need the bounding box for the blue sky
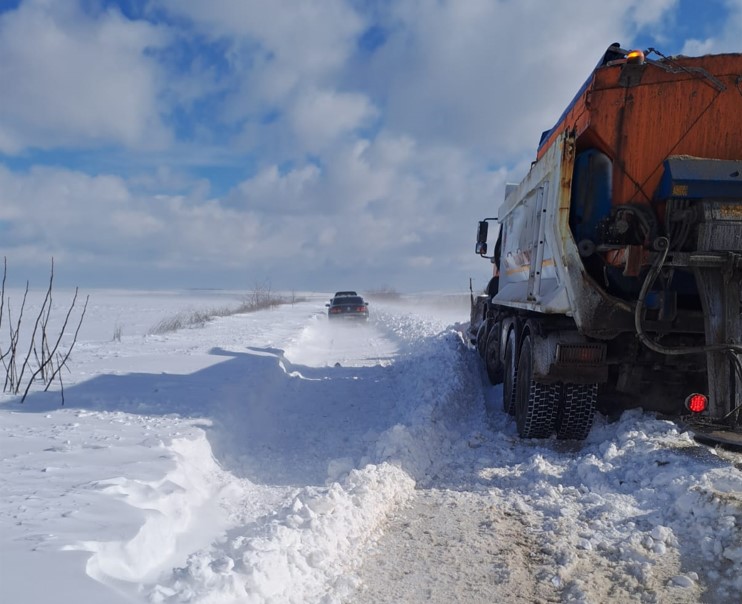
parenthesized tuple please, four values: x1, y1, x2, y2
(1, 0, 741, 292)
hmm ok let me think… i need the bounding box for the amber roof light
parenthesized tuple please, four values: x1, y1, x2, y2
(627, 49, 645, 65)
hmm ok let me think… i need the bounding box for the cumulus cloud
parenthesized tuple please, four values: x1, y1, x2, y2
(0, 165, 143, 253)
(348, 0, 680, 162)
(66, 0, 682, 166)
(289, 88, 378, 153)
(0, 0, 706, 290)
(0, 0, 170, 154)
(681, 0, 742, 54)
(0, 163, 243, 282)
(4, 140, 499, 288)
(157, 0, 362, 76)
(158, 0, 364, 126)
(224, 133, 508, 289)
(232, 163, 322, 214)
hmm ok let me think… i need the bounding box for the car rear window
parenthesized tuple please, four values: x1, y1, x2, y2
(334, 296, 364, 305)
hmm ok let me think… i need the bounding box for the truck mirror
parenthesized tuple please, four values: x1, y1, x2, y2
(475, 241, 488, 255)
(476, 220, 489, 245)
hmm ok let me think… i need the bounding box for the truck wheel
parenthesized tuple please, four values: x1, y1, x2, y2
(556, 383, 597, 440)
(502, 328, 518, 415)
(476, 320, 489, 358)
(485, 322, 504, 385)
(515, 335, 559, 438)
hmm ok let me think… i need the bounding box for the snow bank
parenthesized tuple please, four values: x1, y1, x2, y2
(72, 434, 231, 585)
(152, 464, 414, 604)
(463, 404, 742, 602)
(146, 311, 482, 603)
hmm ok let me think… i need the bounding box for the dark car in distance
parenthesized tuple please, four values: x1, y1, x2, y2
(326, 295, 369, 320)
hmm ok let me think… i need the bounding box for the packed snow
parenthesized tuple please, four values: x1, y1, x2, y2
(0, 289, 740, 603)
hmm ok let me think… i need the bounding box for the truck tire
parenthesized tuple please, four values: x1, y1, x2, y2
(485, 321, 504, 385)
(515, 335, 559, 438)
(502, 328, 518, 415)
(556, 383, 597, 440)
(476, 320, 489, 358)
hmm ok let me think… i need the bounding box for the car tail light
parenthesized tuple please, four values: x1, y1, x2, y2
(356, 306, 367, 312)
(330, 307, 342, 313)
(685, 393, 708, 413)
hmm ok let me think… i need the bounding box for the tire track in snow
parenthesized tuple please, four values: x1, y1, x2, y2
(354, 488, 560, 604)
(350, 356, 740, 603)
(350, 347, 561, 604)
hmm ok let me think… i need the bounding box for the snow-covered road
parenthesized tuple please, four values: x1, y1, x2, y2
(1, 290, 740, 603)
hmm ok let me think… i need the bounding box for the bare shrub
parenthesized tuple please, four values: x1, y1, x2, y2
(365, 286, 402, 301)
(235, 281, 305, 313)
(148, 309, 213, 335)
(147, 283, 306, 335)
(1, 258, 88, 404)
(241, 280, 284, 311)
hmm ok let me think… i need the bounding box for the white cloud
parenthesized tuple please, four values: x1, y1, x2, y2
(681, 0, 742, 54)
(626, 0, 679, 28)
(290, 89, 378, 153)
(681, 38, 717, 56)
(353, 0, 680, 161)
(407, 256, 433, 268)
(111, 209, 163, 238)
(153, 1, 685, 165)
(153, 0, 375, 160)
(234, 164, 321, 214)
(1, 133, 508, 287)
(0, 165, 137, 248)
(158, 0, 362, 77)
(0, 0, 170, 153)
(224, 133, 509, 288)
(159, 0, 364, 127)
(3, 0, 715, 291)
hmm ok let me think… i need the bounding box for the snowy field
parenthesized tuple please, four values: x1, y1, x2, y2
(0, 289, 740, 604)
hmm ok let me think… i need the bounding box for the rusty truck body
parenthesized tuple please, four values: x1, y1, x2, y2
(470, 44, 742, 443)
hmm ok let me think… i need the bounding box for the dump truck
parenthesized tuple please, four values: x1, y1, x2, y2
(470, 44, 742, 444)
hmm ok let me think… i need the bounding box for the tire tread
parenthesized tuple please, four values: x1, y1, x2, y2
(516, 336, 559, 438)
(556, 383, 597, 440)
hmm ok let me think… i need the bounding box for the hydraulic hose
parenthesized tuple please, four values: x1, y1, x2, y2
(636, 238, 742, 422)
(634, 236, 742, 356)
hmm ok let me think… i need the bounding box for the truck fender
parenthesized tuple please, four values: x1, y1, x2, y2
(528, 329, 608, 384)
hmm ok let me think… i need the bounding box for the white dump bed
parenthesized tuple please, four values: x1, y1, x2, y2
(496, 133, 573, 314)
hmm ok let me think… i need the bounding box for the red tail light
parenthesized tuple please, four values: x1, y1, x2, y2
(685, 393, 708, 413)
(356, 306, 367, 312)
